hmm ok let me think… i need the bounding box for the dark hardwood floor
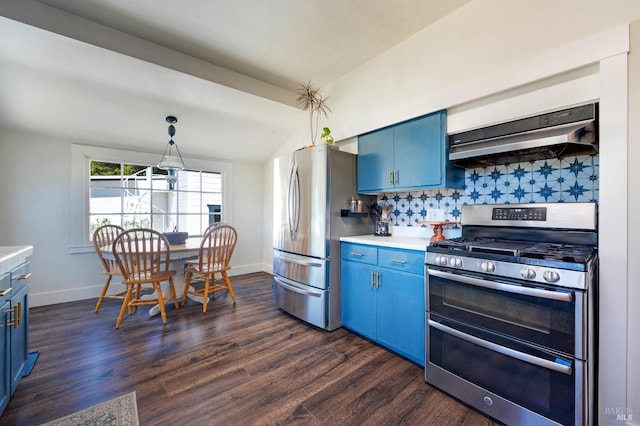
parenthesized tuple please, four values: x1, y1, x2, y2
(1, 272, 499, 425)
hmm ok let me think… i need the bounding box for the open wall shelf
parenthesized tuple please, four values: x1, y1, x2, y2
(340, 209, 368, 218)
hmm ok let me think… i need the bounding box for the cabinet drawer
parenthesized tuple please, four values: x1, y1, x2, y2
(9, 263, 30, 288)
(341, 243, 377, 265)
(378, 248, 424, 275)
(0, 273, 9, 300)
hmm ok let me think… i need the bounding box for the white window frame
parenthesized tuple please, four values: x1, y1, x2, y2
(70, 144, 232, 253)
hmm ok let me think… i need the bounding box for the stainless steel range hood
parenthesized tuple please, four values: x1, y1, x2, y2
(448, 103, 598, 167)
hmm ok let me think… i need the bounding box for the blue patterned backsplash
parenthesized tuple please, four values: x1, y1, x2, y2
(379, 154, 599, 227)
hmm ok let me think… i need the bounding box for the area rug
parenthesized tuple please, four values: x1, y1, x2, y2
(39, 392, 139, 426)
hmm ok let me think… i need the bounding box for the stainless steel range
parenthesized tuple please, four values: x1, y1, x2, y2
(425, 203, 598, 426)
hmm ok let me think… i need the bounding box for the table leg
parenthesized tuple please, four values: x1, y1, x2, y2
(148, 258, 205, 317)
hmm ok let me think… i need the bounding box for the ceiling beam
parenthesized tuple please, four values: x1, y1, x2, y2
(0, 0, 299, 107)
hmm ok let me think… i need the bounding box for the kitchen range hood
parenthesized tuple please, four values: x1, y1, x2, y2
(448, 103, 598, 167)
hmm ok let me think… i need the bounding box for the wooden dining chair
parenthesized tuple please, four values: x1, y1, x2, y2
(93, 224, 126, 313)
(112, 228, 179, 328)
(182, 224, 237, 312)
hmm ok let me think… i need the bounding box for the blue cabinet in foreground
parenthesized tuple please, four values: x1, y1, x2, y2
(0, 262, 29, 416)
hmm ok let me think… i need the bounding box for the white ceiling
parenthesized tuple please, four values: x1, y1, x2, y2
(0, 0, 471, 162)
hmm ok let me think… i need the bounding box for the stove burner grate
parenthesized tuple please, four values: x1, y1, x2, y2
(519, 243, 596, 263)
(430, 238, 495, 251)
(431, 238, 596, 264)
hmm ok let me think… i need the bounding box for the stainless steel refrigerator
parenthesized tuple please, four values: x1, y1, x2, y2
(273, 144, 373, 331)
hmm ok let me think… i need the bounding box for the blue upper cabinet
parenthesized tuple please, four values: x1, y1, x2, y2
(357, 110, 464, 194)
(357, 126, 394, 193)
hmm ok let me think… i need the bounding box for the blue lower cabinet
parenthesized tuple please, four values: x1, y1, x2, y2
(341, 260, 377, 341)
(341, 242, 425, 365)
(0, 299, 10, 415)
(9, 283, 28, 395)
(0, 262, 30, 416)
(377, 268, 425, 364)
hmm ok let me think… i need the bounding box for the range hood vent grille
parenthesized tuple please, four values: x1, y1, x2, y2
(448, 103, 598, 167)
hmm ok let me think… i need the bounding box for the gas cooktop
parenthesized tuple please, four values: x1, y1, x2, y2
(430, 238, 596, 264)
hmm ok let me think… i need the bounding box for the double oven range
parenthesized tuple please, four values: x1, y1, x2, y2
(425, 203, 598, 426)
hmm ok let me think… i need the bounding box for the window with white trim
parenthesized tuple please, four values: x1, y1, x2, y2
(89, 162, 222, 238)
(70, 144, 232, 250)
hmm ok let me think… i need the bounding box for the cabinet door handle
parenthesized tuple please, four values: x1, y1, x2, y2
(394, 170, 399, 186)
(388, 170, 394, 186)
(17, 273, 31, 280)
(376, 272, 381, 288)
(0, 287, 11, 297)
(390, 259, 407, 264)
(8, 302, 21, 328)
(350, 252, 364, 257)
(370, 271, 375, 287)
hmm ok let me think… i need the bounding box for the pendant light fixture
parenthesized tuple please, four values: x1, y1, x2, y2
(158, 116, 185, 190)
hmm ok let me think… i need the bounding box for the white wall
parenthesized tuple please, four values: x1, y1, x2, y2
(231, 160, 265, 275)
(325, 7, 632, 139)
(0, 129, 265, 306)
(626, 18, 640, 426)
(261, 158, 274, 274)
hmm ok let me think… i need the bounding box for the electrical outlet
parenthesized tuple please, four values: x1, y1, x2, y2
(426, 208, 445, 222)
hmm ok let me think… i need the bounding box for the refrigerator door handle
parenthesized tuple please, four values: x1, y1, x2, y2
(288, 162, 300, 242)
(293, 166, 299, 236)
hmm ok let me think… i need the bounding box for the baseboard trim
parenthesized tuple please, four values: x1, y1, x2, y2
(30, 263, 272, 307)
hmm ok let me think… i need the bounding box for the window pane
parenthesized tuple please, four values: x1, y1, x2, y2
(154, 213, 177, 232)
(91, 161, 121, 177)
(203, 171, 222, 192)
(152, 169, 171, 190)
(177, 215, 190, 234)
(90, 188, 123, 214)
(183, 170, 201, 188)
(202, 193, 222, 215)
(123, 214, 150, 229)
(151, 190, 174, 217)
(181, 191, 202, 214)
(123, 164, 151, 189)
(123, 164, 147, 176)
(89, 215, 122, 238)
(206, 203, 222, 224)
(124, 189, 151, 214)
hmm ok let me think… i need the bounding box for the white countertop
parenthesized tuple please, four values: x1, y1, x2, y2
(339, 223, 462, 252)
(340, 234, 430, 252)
(0, 245, 33, 275)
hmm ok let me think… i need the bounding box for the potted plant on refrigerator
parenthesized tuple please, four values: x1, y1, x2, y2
(320, 127, 334, 145)
(296, 81, 332, 146)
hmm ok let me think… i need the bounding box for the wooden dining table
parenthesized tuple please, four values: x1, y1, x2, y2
(101, 238, 205, 316)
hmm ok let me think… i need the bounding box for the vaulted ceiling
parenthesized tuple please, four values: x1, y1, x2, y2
(0, 0, 471, 162)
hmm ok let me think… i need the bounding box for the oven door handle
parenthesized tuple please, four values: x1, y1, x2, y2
(428, 319, 573, 375)
(428, 269, 573, 302)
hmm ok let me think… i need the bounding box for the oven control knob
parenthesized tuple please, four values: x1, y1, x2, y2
(451, 257, 463, 268)
(480, 261, 495, 273)
(543, 270, 560, 283)
(520, 268, 536, 280)
(435, 255, 448, 266)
